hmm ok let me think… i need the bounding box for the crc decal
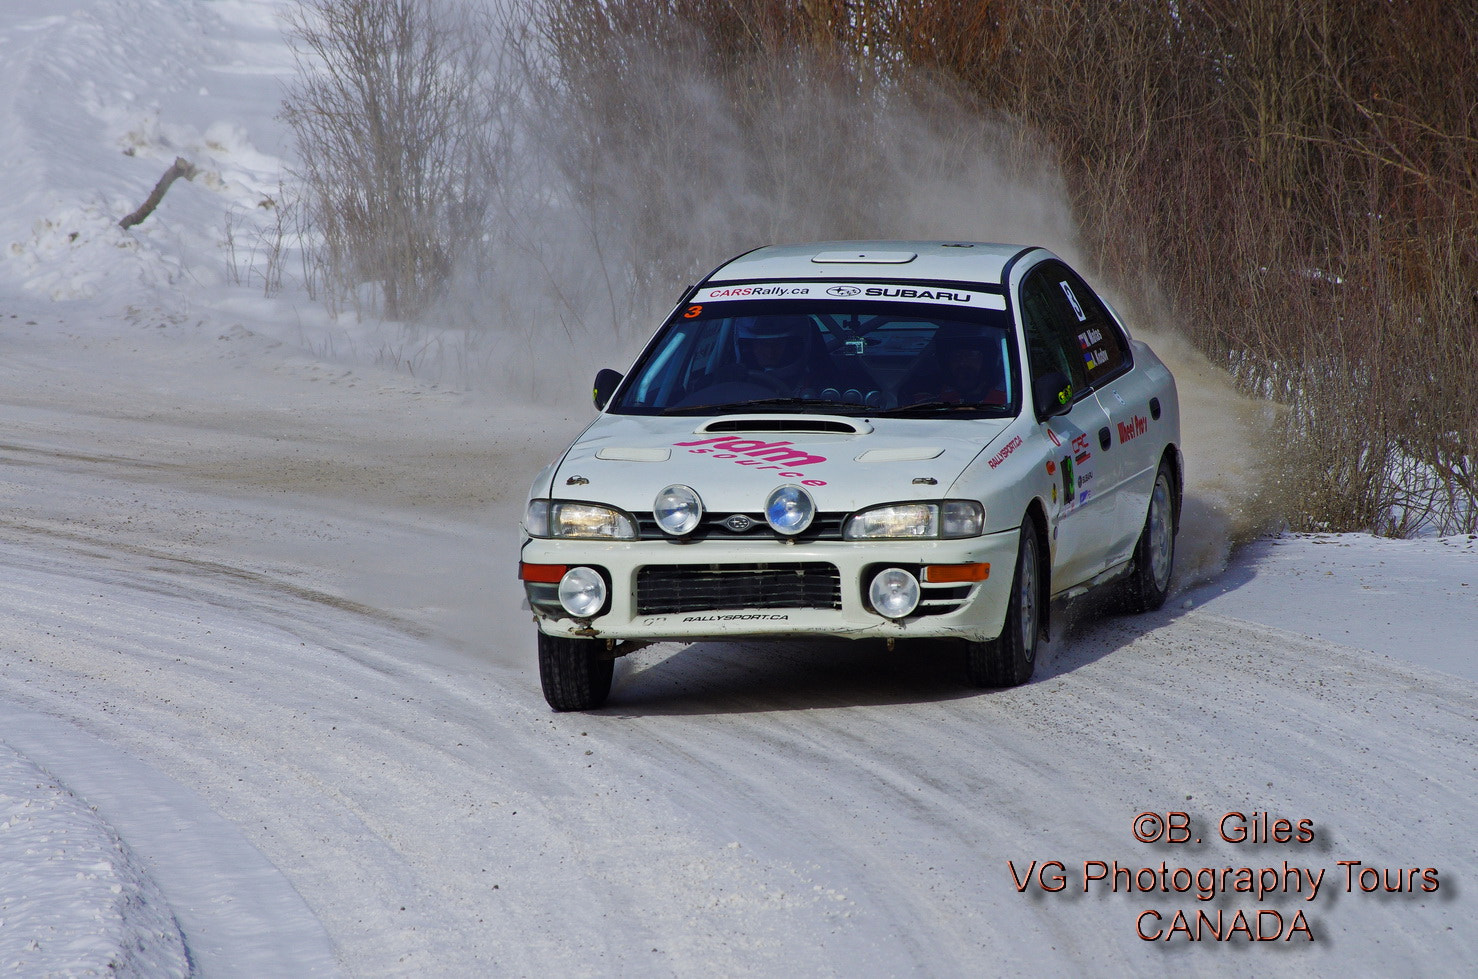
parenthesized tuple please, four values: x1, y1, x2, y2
(1072, 432, 1092, 465)
(987, 435, 1024, 469)
(674, 435, 828, 486)
(1117, 414, 1149, 444)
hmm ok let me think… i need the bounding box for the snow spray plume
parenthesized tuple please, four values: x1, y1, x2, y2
(441, 4, 1273, 582)
(1115, 301, 1282, 586)
(435, 7, 1077, 404)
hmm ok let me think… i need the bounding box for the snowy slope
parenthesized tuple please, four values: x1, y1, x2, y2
(1, 1, 1475, 976)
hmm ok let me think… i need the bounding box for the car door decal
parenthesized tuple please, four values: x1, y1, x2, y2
(1045, 428, 1096, 515)
(1059, 280, 1087, 321)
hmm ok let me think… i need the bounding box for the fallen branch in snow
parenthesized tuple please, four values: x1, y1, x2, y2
(118, 157, 199, 230)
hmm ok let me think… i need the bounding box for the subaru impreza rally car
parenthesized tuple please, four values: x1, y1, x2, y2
(521, 241, 1181, 710)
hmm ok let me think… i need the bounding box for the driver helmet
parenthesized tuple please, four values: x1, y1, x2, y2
(934, 323, 992, 361)
(933, 323, 1002, 397)
(736, 315, 812, 375)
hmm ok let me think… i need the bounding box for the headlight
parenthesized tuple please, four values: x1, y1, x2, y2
(524, 500, 550, 536)
(846, 503, 937, 539)
(654, 484, 703, 536)
(525, 500, 638, 540)
(844, 500, 984, 540)
(939, 500, 985, 538)
(765, 485, 815, 535)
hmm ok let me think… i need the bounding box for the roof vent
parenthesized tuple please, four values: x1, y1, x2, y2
(811, 250, 917, 265)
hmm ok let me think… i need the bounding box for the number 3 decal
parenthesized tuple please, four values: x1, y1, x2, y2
(683, 305, 703, 319)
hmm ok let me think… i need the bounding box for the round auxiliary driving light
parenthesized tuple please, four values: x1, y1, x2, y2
(653, 483, 703, 536)
(558, 566, 607, 618)
(765, 484, 815, 535)
(869, 568, 921, 619)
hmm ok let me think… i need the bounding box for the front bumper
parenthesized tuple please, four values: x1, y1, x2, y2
(519, 528, 1021, 643)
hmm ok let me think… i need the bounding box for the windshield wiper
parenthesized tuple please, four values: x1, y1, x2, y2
(875, 401, 1002, 414)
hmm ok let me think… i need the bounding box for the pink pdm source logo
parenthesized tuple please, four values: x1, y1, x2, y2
(673, 436, 828, 486)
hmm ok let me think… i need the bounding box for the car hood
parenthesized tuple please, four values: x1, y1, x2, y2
(544, 412, 1014, 512)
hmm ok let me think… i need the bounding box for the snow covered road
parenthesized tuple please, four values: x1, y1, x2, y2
(2, 1, 1473, 970)
(2, 316, 1474, 975)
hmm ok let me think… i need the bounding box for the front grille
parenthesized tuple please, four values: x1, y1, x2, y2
(635, 512, 846, 541)
(636, 562, 842, 615)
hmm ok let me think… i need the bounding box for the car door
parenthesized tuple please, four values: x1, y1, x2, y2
(1018, 264, 1113, 591)
(1062, 279, 1160, 571)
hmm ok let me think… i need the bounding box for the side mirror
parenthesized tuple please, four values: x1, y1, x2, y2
(592, 368, 624, 411)
(1032, 371, 1073, 420)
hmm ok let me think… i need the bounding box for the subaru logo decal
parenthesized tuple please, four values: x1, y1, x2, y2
(723, 514, 756, 532)
(826, 285, 861, 297)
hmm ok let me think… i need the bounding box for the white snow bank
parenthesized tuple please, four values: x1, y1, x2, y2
(1185, 532, 1478, 682)
(0, 741, 188, 977)
(0, 702, 342, 979)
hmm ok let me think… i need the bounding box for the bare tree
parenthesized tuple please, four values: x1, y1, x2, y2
(281, 0, 500, 319)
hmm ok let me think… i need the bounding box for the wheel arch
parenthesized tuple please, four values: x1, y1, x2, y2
(1160, 444, 1184, 534)
(1024, 498, 1052, 642)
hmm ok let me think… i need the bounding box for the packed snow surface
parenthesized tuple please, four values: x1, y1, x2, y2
(2, 1, 1474, 975)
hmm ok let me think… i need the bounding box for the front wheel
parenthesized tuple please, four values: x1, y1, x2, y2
(964, 516, 1040, 688)
(1120, 459, 1177, 613)
(537, 631, 614, 711)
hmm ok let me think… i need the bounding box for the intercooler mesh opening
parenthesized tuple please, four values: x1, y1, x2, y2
(636, 562, 842, 615)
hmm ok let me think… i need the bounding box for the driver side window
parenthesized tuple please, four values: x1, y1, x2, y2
(1020, 269, 1086, 395)
(1019, 263, 1130, 394)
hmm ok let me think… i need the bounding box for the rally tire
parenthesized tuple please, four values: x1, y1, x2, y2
(538, 631, 614, 711)
(1121, 459, 1177, 614)
(965, 515, 1040, 688)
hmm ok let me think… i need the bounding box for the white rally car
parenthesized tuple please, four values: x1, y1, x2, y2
(521, 241, 1181, 710)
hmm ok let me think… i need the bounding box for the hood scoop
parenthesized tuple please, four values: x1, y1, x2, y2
(596, 447, 671, 462)
(696, 415, 872, 435)
(855, 447, 944, 463)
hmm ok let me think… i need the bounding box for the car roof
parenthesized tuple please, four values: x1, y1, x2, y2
(703, 241, 1042, 287)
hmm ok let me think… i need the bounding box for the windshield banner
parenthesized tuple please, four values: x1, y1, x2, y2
(694, 282, 1008, 310)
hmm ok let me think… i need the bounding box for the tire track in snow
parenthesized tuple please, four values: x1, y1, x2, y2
(3, 528, 1475, 974)
(1, 326, 1472, 974)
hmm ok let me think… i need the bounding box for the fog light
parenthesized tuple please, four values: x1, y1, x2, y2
(765, 484, 815, 535)
(558, 566, 607, 617)
(654, 483, 703, 536)
(869, 568, 920, 619)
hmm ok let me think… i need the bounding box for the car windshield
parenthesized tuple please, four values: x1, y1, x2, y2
(609, 299, 1019, 417)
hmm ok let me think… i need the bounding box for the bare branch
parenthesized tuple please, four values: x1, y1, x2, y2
(118, 157, 198, 230)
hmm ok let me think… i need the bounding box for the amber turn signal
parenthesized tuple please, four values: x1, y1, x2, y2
(922, 563, 989, 583)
